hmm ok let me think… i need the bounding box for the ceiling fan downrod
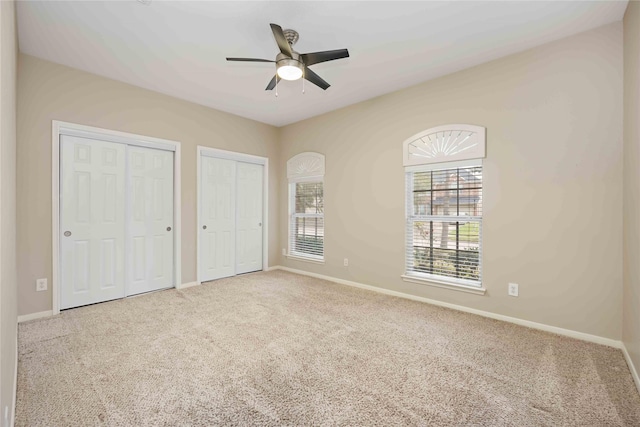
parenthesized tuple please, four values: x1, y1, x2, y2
(282, 29, 299, 46)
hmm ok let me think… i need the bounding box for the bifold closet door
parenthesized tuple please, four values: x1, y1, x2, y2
(128, 146, 175, 296)
(60, 135, 126, 310)
(236, 162, 263, 274)
(200, 157, 236, 282)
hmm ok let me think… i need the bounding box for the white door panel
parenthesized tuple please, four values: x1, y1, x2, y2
(60, 136, 126, 309)
(200, 157, 236, 281)
(236, 162, 263, 274)
(128, 146, 174, 296)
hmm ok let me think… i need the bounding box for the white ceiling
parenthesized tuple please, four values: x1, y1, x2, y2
(17, 1, 628, 127)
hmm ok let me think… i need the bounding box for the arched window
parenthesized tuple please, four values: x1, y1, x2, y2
(286, 152, 325, 262)
(402, 125, 486, 293)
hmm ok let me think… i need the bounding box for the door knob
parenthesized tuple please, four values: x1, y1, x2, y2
(203, 225, 207, 230)
(64, 231, 72, 237)
(167, 227, 172, 232)
(258, 222, 262, 227)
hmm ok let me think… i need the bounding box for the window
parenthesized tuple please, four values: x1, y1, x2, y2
(402, 124, 486, 291)
(287, 152, 325, 262)
(289, 181, 324, 259)
(405, 165, 482, 286)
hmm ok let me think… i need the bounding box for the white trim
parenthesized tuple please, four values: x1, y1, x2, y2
(200, 146, 267, 165)
(287, 153, 326, 261)
(197, 147, 201, 283)
(268, 266, 622, 349)
(410, 215, 482, 223)
(288, 175, 324, 184)
(52, 123, 60, 316)
(404, 161, 484, 292)
(405, 158, 482, 173)
(174, 146, 182, 292)
(52, 120, 182, 315)
(622, 343, 640, 394)
(401, 274, 486, 295)
(285, 254, 326, 265)
(17, 310, 53, 323)
(176, 281, 200, 290)
(52, 121, 179, 151)
(196, 146, 269, 285)
(287, 179, 325, 262)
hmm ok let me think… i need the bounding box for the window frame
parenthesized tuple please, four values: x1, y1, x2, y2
(403, 160, 483, 291)
(286, 152, 326, 264)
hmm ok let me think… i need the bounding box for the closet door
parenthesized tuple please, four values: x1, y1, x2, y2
(236, 162, 263, 274)
(200, 156, 236, 282)
(128, 146, 175, 296)
(60, 135, 126, 309)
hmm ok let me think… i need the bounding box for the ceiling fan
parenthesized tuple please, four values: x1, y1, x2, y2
(226, 23, 349, 91)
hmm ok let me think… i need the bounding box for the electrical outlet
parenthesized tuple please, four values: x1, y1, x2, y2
(36, 278, 47, 292)
(343, 258, 349, 267)
(508, 283, 519, 297)
(282, 248, 286, 256)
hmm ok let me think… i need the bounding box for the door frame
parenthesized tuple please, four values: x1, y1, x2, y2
(196, 146, 269, 285)
(52, 120, 182, 315)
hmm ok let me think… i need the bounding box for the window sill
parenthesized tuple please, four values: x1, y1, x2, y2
(285, 254, 325, 265)
(401, 274, 486, 295)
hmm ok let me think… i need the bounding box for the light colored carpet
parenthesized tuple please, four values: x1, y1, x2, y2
(16, 270, 640, 426)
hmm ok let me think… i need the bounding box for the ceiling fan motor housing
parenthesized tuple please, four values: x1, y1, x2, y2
(277, 52, 300, 62)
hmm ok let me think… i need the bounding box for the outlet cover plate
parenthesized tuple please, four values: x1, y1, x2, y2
(36, 278, 48, 292)
(508, 283, 519, 297)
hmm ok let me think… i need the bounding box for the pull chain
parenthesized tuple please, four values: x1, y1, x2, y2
(302, 68, 305, 94)
(275, 76, 278, 98)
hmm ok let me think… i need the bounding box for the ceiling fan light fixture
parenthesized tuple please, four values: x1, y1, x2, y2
(276, 58, 303, 81)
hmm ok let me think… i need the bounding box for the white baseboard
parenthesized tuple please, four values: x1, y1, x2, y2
(622, 343, 640, 394)
(176, 281, 200, 290)
(270, 265, 622, 349)
(17, 310, 53, 323)
(18, 282, 200, 321)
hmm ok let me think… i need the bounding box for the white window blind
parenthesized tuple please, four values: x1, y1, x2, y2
(289, 181, 324, 259)
(405, 165, 482, 286)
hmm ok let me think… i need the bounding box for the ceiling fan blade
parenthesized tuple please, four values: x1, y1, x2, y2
(265, 74, 281, 91)
(270, 23, 293, 57)
(304, 67, 330, 90)
(301, 49, 349, 66)
(226, 57, 274, 63)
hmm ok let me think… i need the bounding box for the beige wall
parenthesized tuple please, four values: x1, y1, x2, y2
(623, 1, 640, 379)
(17, 54, 280, 316)
(279, 23, 623, 340)
(0, 0, 18, 423)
